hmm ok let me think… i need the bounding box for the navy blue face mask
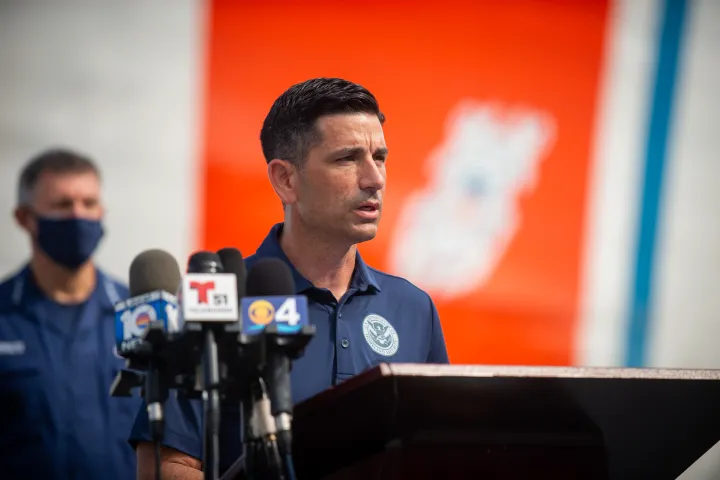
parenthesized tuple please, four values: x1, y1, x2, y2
(34, 216, 105, 269)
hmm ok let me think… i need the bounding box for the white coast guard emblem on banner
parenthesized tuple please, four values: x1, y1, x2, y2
(362, 314, 399, 357)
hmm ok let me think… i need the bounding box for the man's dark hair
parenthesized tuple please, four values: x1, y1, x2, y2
(17, 148, 101, 206)
(260, 77, 386, 166)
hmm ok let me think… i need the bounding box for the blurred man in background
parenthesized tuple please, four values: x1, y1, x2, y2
(132, 77, 449, 478)
(0, 149, 139, 479)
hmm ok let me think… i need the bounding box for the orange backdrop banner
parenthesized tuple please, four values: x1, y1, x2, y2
(199, 0, 610, 365)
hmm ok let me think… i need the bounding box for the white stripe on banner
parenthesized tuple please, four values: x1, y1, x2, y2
(576, 0, 660, 366)
(650, 0, 720, 369)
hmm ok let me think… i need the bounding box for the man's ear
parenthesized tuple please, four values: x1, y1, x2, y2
(14, 206, 34, 235)
(267, 159, 299, 205)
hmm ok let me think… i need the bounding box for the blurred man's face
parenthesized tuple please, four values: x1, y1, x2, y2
(295, 112, 387, 245)
(20, 171, 103, 236)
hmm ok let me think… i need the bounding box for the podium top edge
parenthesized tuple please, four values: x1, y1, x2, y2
(374, 363, 720, 380)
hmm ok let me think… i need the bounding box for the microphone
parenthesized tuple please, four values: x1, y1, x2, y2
(181, 250, 239, 480)
(180, 251, 238, 325)
(110, 249, 182, 480)
(217, 247, 248, 301)
(213, 247, 258, 479)
(187, 250, 223, 274)
(243, 258, 307, 336)
(214, 247, 249, 395)
(114, 249, 181, 358)
(241, 258, 314, 480)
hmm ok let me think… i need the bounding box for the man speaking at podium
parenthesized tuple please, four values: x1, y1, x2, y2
(132, 78, 449, 478)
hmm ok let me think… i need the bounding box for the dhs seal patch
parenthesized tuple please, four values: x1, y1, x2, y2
(362, 314, 399, 357)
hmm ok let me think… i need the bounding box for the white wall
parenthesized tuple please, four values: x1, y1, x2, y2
(0, 0, 204, 283)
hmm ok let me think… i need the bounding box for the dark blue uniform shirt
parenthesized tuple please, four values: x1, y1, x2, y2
(129, 223, 449, 473)
(0, 265, 140, 479)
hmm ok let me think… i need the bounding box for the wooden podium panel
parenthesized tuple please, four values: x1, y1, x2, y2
(291, 364, 720, 479)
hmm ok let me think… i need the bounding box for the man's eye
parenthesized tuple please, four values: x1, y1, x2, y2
(54, 200, 74, 209)
(338, 155, 354, 162)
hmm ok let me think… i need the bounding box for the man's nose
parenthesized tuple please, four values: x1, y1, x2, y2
(70, 201, 89, 218)
(359, 157, 386, 192)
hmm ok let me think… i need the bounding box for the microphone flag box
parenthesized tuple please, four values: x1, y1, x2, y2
(115, 291, 179, 355)
(180, 273, 239, 323)
(241, 296, 310, 335)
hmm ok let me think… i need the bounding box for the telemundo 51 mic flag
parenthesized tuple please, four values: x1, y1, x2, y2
(180, 273, 239, 323)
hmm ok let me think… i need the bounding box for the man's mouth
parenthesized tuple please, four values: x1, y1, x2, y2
(357, 202, 380, 212)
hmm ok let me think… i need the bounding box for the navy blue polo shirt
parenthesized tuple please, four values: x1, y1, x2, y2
(129, 223, 449, 473)
(0, 265, 141, 479)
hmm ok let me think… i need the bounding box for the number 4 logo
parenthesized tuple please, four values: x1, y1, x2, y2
(274, 298, 301, 326)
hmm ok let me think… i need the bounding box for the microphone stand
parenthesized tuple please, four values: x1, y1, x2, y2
(143, 323, 172, 480)
(110, 321, 173, 480)
(145, 365, 165, 480)
(219, 320, 314, 479)
(202, 328, 222, 480)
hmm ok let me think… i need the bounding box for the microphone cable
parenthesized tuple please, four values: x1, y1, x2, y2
(256, 376, 285, 480)
(283, 453, 297, 480)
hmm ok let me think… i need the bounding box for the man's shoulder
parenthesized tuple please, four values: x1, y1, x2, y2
(95, 267, 129, 308)
(367, 266, 433, 303)
(0, 265, 129, 315)
(97, 268, 129, 296)
(0, 270, 20, 292)
(0, 266, 27, 312)
(243, 253, 260, 270)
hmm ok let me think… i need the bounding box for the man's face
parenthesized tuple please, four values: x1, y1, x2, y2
(18, 171, 103, 237)
(295, 112, 387, 245)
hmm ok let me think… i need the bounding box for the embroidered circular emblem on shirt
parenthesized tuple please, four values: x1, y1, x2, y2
(362, 314, 399, 357)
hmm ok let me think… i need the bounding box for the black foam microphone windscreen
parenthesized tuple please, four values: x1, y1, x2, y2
(245, 258, 296, 297)
(187, 251, 223, 274)
(217, 247, 247, 299)
(128, 249, 182, 296)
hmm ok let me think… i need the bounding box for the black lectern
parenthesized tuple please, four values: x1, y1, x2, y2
(289, 364, 720, 479)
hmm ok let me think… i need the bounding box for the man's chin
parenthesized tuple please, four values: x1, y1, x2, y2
(348, 223, 379, 244)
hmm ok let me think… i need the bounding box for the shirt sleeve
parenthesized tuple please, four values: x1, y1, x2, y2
(426, 296, 450, 364)
(128, 394, 203, 461)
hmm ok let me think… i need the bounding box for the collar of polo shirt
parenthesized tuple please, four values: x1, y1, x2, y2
(253, 223, 381, 295)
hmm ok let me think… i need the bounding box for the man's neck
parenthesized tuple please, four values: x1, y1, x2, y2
(279, 220, 356, 301)
(29, 251, 97, 305)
